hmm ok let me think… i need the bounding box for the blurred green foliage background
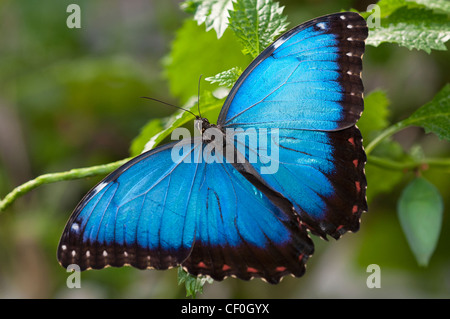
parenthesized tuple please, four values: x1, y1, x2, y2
(0, 0, 448, 298)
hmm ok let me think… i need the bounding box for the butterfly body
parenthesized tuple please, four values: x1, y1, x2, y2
(58, 12, 368, 284)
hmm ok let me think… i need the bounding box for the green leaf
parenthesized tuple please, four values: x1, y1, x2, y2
(129, 118, 163, 157)
(361, 0, 449, 19)
(404, 84, 450, 140)
(365, 163, 403, 203)
(366, 0, 413, 18)
(358, 90, 390, 142)
(177, 267, 213, 298)
(384, 7, 449, 25)
(164, 19, 251, 103)
(365, 7, 450, 53)
(228, 0, 288, 58)
(184, 0, 235, 38)
(397, 177, 444, 266)
(365, 139, 405, 202)
(406, 0, 450, 14)
(367, 22, 450, 53)
(205, 66, 242, 87)
(180, 0, 199, 14)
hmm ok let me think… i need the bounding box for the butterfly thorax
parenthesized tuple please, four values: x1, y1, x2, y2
(194, 117, 210, 132)
(195, 118, 223, 143)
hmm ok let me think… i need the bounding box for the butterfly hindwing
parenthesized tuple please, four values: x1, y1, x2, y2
(229, 126, 367, 239)
(182, 146, 313, 283)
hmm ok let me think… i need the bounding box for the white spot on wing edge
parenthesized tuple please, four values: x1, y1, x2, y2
(71, 223, 80, 232)
(316, 22, 326, 30)
(92, 181, 109, 195)
(271, 39, 283, 51)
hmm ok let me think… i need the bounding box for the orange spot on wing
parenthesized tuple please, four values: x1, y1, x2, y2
(222, 264, 231, 271)
(275, 266, 287, 272)
(355, 181, 361, 193)
(352, 205, 358, 214)
(197, 262, 207, 268)
(348, 137, 355, 146)
(247, 267, 258, 273)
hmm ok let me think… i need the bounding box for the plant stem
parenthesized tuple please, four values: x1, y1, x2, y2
(365, 121, 408, 155)
(368, 155, 450, 171)
(0, 157, 131, 213)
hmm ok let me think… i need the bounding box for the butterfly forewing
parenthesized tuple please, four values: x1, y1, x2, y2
(218, 12, 367, 131)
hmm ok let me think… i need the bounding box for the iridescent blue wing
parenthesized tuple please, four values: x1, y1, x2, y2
(183, 143, 313, 283)
(58, 138, 313, 283)
(229, 126, 367, 239)
(58, 141, 200, 271)
(218, 12, 368, 238)
(218, 12, 366, 131)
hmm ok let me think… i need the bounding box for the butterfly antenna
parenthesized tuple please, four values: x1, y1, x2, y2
(197, 75, 202, 118)
(141, 97, 198, 118)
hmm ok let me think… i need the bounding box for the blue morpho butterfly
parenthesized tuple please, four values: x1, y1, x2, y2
(58, 12, 368, 284)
